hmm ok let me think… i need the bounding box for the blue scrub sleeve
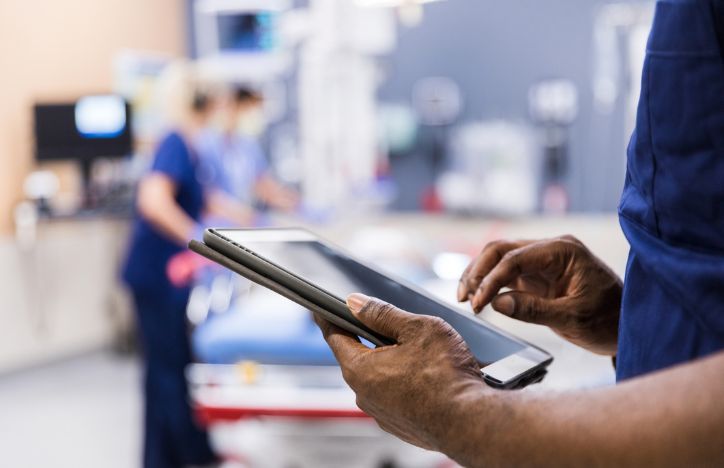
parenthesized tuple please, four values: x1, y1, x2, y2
(151, 134, 192, 184)
(249, 141, 269, 180)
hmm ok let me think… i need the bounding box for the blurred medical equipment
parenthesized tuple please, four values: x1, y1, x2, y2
(33, 96, 133, 210)
(189, 363, 449, 467)
(377, 103, 419, 156)
(412, 77, 462, 128)
(412, 77, 462, 169)
(437, 120, 537, 216)
(186, 246, 451, 466)
(113, 50, 175, 142)
(412, 76, 463, 211)
(593, 3, 654, 122)
(528, 79, 578, 214)
(592, 3, 654, 161)
(355, 0, 447, 27)
(21, 171, 60, 217)
(192, 0, 404, 215)
(194, 0, 292, 82)
(297, 1, 396, 213)
(13, 201, 40, 251)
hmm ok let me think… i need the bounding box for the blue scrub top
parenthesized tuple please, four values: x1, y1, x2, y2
(617, 0, 724, 380)
(195, 130, 268, 204)
(122, 132, 205, 292)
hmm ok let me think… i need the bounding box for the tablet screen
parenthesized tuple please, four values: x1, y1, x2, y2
(221, 231, 526, 363)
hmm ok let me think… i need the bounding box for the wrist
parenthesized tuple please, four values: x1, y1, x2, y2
(431, 377, 499, 466)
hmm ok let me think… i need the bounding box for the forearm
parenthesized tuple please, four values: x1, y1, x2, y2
(440, 352, 724, 467)
(205, 190, 254, 226)
(141, 199, 195, 246)
(138, 176, 196, 246)
(254, 176, 298, 211)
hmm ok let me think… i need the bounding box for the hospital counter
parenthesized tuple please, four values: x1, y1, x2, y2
(0, 218, 132, 373)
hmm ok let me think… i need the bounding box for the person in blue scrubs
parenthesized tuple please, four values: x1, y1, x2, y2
(196, 86, 298, 213)
(311, 1, 724, 465)
(122, 67, 259, 466)
(123, 128, 216, 468)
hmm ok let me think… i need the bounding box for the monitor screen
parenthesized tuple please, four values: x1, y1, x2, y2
(217, 12, 276, 52)
(34, 95, 133, 161)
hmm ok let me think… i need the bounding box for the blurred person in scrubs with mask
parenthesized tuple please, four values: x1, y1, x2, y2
(196, 86, 298, 215)
(121, 63, 252, 468)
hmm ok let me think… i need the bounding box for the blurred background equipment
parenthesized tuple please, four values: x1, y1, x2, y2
(33, 95, 133, 211)
(528, 78, 578, 214)
(438, 121, 537, 216)
(355, 0, 447, 27)
(193, 0, 292, 82)
(411, 76, 462, 211)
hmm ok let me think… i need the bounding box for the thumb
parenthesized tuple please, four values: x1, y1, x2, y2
(347, 293, 417, 342)
(491, 292, 566, 327)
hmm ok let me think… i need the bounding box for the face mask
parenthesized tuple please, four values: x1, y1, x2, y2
(236, 108, 266, 137)
(209, 112, 228, 132)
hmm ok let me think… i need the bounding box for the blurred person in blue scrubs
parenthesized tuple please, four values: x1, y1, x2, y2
(121, 63, 252, 468)
(196, 86, 298, 215)
(314, 1, 724, 466)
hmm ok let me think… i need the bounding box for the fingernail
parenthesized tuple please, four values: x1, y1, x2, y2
(457, 282, 467, 302)
(491, 295, 515, 314)
(347, 293, 370, 315)
(472, 290, 484, 311)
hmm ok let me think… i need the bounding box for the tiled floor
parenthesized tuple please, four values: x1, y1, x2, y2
(0, 351, 142, 468)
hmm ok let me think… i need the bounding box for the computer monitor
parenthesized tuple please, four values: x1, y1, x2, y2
(33, 95, 133, 209)
(217, 12, 276, 52)
(34, 95, 132, 161)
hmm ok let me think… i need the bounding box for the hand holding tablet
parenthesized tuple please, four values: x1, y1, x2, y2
(190, 228, 553, 389)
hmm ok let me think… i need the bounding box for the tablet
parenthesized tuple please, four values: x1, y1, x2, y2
(195, 228, 553, 389)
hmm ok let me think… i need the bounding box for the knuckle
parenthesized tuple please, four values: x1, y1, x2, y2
(558, 236, 587, 257)
(546, 240, 575, 265)
(518, 301, 539, 322)
(421, 316, 456, 343)
(401, 314, 430, 336)
(403, 315, 448, 346)
(363, 300, 393, 317)
(483, 239, 514, 258)
(376, 303, 399, 325)
(500, 249, 520, 267)
(425, 315, 448, 331)
(360, 300, 396, 325)
(484, 239, 507, 251)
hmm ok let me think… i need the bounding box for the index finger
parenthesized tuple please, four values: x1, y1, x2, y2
(470, 241, 563, 312)
(314, 313, 370, 366)
(458, 239, 532, 302)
